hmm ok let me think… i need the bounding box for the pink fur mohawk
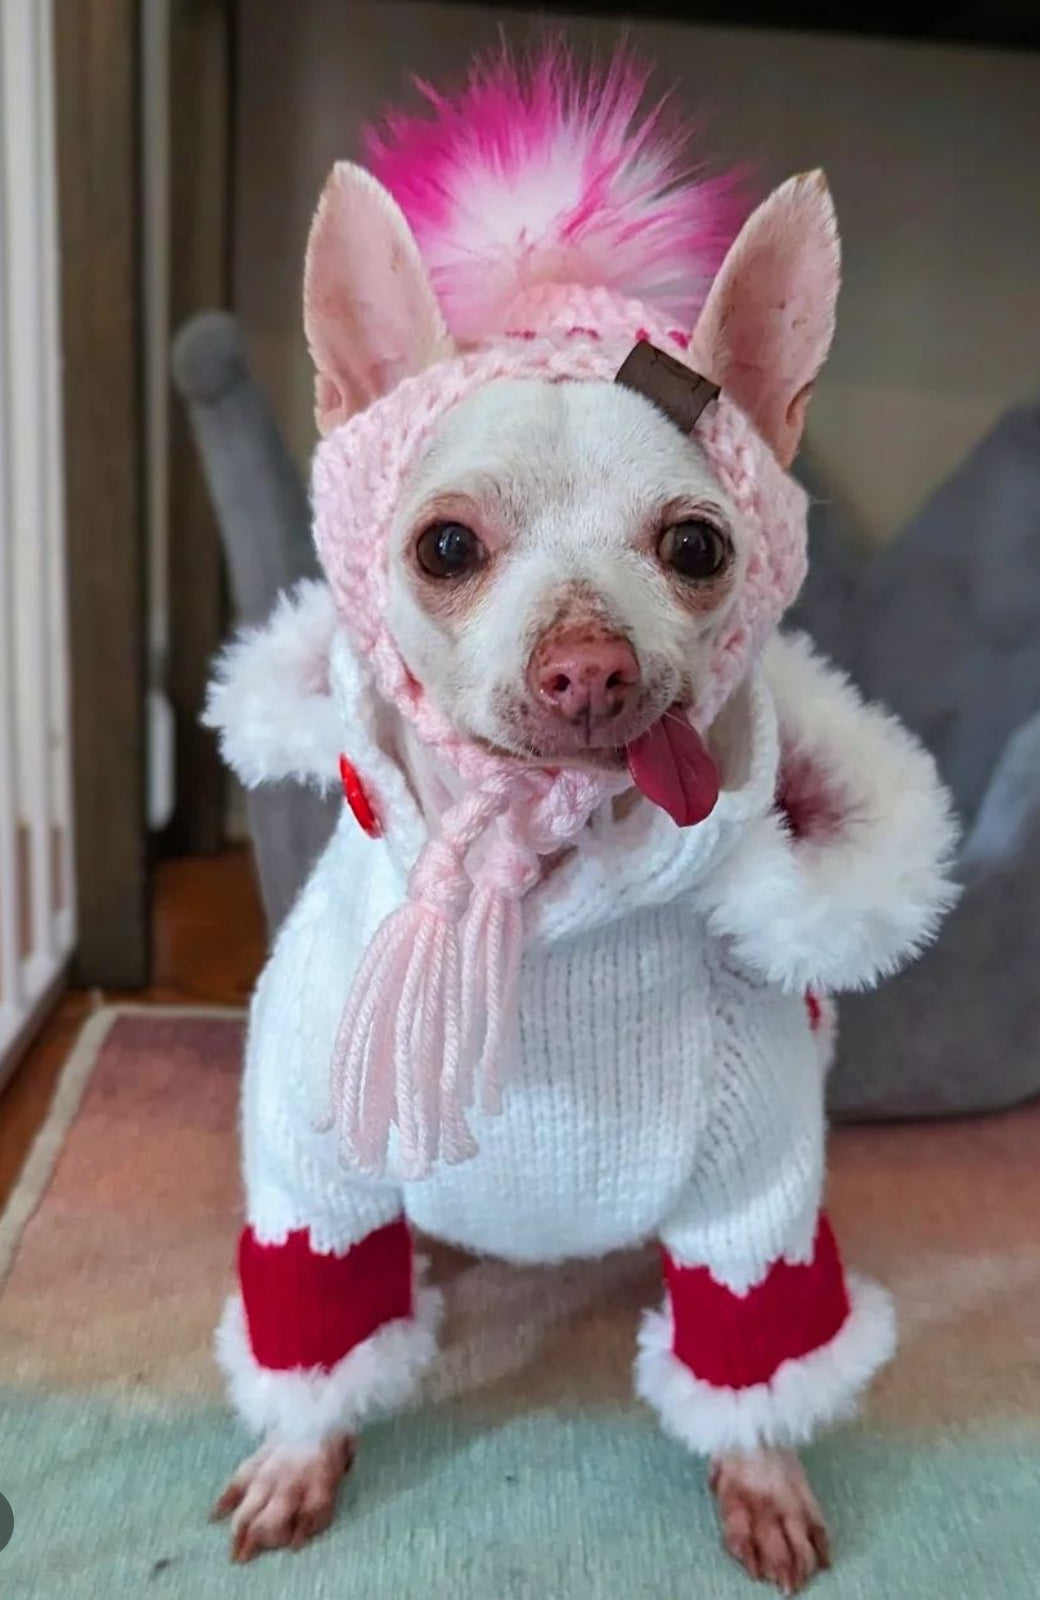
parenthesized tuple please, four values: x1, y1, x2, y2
(364, 44, 750, 344)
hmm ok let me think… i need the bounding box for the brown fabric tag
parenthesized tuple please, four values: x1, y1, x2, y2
(615, 340, 719, 434)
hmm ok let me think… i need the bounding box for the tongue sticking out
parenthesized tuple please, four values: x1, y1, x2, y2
(626, 710, 720, 827)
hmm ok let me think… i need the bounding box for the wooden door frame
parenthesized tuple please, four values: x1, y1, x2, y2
(56, 0, 150, 988)
(164, 0, 234, 856)
(54, 0, 237, 984)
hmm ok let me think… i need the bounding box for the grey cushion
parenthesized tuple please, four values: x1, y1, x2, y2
(172, 313, 339, 932)
(850, 401, 1040, 825)
(791, 401, 1040, 1116)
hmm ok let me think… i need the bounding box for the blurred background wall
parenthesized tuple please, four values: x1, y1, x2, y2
(233, 0, 1040, 547)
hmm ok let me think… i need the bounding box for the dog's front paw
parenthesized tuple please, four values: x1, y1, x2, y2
(212, 1436, 354, 1562)
(710, 1448, 831, 1594)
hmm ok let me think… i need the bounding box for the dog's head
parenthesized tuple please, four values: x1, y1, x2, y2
(304, 165, 839, 773)
(384, 375, 740, 767)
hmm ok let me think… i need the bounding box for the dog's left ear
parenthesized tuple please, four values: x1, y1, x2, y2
(690, 171, 840, 467)
(304, 162, 454, 434)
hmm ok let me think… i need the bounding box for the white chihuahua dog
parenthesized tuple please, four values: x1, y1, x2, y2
(205, 51, 956, 1591)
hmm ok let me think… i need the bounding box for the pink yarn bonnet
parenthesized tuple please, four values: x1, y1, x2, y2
(308, 51, 824, 1178)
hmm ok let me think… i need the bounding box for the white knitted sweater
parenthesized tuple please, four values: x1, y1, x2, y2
(209, 584, 956, 1284)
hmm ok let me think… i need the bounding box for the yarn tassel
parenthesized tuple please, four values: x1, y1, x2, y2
(353, 973, 399, 1171)
(395, 899, 477, 1175)
(322, 778, 567, 1179)
(459, 888, 523, 1114)
(324, 838, 472, 1179)
(457, 831, 540, 1115)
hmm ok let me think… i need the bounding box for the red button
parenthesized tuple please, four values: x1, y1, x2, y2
(339, 755, 381, 838)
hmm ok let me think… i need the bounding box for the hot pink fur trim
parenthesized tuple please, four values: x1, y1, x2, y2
(365, 43, 748, 342)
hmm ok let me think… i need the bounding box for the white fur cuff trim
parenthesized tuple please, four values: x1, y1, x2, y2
(635, 1272, 895, 1457)
(203, 580, 344, 791)
(215, 1283, 443, 1445)
(706, 631, 960, 994)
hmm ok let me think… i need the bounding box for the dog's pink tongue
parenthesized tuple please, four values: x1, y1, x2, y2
(626, 711, 720, 827)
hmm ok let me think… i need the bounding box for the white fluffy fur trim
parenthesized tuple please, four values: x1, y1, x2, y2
(203, 580, 344, 791)
(635, 1272, 895, 1457)
(698, 632, 960, 993)
(215, 1283, 443, 1445)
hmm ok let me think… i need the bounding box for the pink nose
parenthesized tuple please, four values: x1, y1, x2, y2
(529, 626, 641, 724)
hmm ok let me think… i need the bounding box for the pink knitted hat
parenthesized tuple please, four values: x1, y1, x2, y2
(304, 49, 840, 1178)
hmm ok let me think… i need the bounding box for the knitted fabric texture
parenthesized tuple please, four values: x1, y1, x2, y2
(311, 291, 808, 1181)
(238, 1220, 413, 1371)
(663, 1216, 850, 1389)
(211, 626, 954, 1446)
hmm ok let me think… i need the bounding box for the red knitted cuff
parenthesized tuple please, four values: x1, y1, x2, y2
(239, 1217, 414, 1372)
(665, 1214, 851, 1390)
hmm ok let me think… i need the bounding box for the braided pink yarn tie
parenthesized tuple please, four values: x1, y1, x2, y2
(324, 777, 518, 1179)
(326, 836, 472, 1180)
(455, 770, 610, 1116)
(323, 759, 617, 1180)
(457, 825, 542, 1116)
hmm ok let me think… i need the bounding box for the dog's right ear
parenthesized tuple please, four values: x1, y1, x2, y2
(304, 163, 454, 434)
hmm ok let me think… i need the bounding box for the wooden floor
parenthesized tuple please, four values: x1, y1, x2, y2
(0, 847, 266, 1214)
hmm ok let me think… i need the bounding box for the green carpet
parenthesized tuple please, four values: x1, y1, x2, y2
(2, 1007, 1039, 1597)
(3, 1390, 1037, 1600)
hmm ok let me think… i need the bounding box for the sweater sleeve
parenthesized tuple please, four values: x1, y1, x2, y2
(635, 993, 894, 1456)
(692, 631, 960, 994)
(216, 1056, 442, 1446)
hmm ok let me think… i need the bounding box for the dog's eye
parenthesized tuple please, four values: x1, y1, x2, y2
(416, 521, 485, 579)
(658, 519, 730, 581)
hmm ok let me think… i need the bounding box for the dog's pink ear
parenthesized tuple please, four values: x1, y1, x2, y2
(690, 171, 840, 466)
(303, 162, 454, 433)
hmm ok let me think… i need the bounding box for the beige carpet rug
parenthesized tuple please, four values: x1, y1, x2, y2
(1, 1004, 1038, 1598)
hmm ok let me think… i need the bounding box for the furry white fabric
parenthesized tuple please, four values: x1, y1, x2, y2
(634, 1273, 896, 1456)
(203, 581, 343, 792)
(212, 604, 954, 1453)
(695, 632, 960, 993)
(215, 1283, 443, 1445)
